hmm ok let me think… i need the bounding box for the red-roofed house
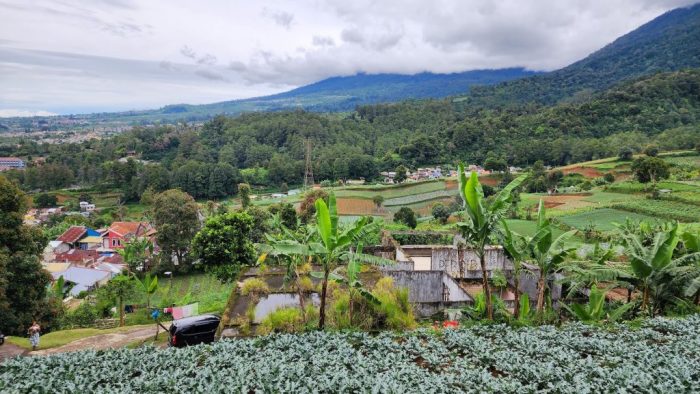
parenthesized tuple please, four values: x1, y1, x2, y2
(54, 249, 100, 265)
(57, 226, 88, 249)
(102, 221, 154, 250)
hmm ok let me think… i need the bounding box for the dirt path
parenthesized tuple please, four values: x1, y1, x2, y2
(31, 325, 169, 356)
(0, 343, 27, 362)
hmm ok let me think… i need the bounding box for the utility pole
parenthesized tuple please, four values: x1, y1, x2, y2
(304, 138, 314, 189)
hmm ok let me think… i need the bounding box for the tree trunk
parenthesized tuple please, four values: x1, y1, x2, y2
(318, 270, 330, 330)
(119, 297, 125, 327)
(479, 252, 493, 320)
(536, 272, 546, 314)
(513, 275, 520, 319)
(295, 270, 307, 323)
(641, 285, 649, 315)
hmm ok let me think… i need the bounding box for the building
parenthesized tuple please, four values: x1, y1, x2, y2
(51, 267, 113, 296)
(0, 157, 25, 171)
(79, 201, 96, 212)
(102, 221, 154, 250)
(56, 226, 101, 249)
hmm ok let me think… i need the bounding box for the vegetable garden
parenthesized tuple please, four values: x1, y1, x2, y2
(2, 316, 699, 393)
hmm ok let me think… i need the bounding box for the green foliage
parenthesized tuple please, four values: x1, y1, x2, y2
(562, 285, 634, 324)
(632, 156, 671, 183)
(103, 275, 137, 327)
(431, 202, 450, 224)
(393, 165, 408, 184)
(116, 238, 153, 272)
(33, 193, 57, 208)
(393, 207, 417, 228)
(0, 175, 53, 335)
(152, 189, 201, 267)
(257, 307, 312, 335)
(192, 211, 255, 283)
(238, 183, 251, 208)
(240, 278, 270, 297)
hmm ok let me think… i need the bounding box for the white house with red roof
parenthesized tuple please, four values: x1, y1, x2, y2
(102, 221, 154, 250)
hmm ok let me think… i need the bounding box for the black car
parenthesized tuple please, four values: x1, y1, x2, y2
(168, 314, 220, 347)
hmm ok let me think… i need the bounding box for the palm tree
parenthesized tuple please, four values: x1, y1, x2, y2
(259, 192, 389, 329)
(525, 200, 577, 314)
(456, 163, 527, 319)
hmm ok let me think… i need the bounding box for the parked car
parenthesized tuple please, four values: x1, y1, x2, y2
(168, 314, 220, 348)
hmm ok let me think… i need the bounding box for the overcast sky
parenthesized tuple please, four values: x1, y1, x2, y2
(0, 0, 698, 116)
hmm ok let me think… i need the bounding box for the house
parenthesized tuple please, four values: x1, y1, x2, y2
(54, 249, 100, 265)
(79, 201, 96, 212)
(0, 157, 25, 171)
(102, 221, 154, 250)
(51, 267, 113, 296)
(56, 226, 101, 249)
(78, 235, 103, 250)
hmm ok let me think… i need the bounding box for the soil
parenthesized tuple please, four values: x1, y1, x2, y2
(30, 325, 169, 356)
(539, 193, 594, 210)
(561, 166, 603, 178)
(0, 343, 27, 362)
(336, 198, 377, 215)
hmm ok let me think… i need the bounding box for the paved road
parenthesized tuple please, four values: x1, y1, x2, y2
(32, 325, 166, 356)
(0, 343, 27, 362)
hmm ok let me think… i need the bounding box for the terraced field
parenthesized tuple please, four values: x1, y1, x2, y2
(556, 208, 659, 231)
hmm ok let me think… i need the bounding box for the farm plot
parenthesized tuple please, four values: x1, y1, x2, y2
(557, 208, 659, 231)
(3, 316, 700, 393)
(335, 181, 446, 199)
(384, 190, 457, 206)
(521, 193, 596, 211)
(613, 199, 700, 222)
(386, 197, 455, 217)
(663, 154, 700, 168)
(335, 198, 378, 216)
(504, 219, 582, 242)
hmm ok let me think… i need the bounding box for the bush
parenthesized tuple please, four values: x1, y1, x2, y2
(643, 145, 659, 157)
(240, 278, 270, 297)
(431, 203, 450, 224)
(393, 207, 417, 228)
(257, 307, 306, 335)
(603, 173, 615, 183)
(60, 302, 97, 328)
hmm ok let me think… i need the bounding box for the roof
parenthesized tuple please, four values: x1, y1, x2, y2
(99, 254, 124, 264)
(43, 262, 71, 273)
(52, 267, 111, 296)
(94, 263, 125, 274)
(57, 226, 87, 244)
(108, 221, 150, 237)
(54, 249, 99, 263)
(80, 236, 103, 244)
(48, 240, 64, 249)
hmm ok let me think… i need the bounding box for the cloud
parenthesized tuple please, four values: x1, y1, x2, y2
(312, 35, 335, 47)
(0, 109, 57, 118)
(1, 0, 698, 113)
(262, 7, 294, 29)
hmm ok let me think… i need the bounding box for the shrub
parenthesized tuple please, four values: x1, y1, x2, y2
(61, 302, 97, 328)
(393, 207, 417, 228)
(257, 307, 305, 335)
(240, 278, 270, 297)
(603, 172, 615, 183)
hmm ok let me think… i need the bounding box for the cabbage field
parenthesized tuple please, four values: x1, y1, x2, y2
(2, 315, 700, 393)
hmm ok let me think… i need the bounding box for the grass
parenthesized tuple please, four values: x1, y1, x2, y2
(556, 208, 659, 232)
(581, 191, 644, 204)
(663, 155, 700, 168)
(6, 325, 153, 351)
(613, 199, 700, 222)
(504, 219, 583, 243)
(130, 273, 234, 314)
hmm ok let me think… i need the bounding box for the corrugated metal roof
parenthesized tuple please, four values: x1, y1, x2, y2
(57, 226, 87, 243)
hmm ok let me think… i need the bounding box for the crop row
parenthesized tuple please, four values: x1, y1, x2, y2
(383, 190, 458, 206)
(613, 199, 700, 222)
(2, 316, 700, 393)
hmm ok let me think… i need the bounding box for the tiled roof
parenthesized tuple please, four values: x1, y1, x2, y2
(57, 226, 87, 243)
(109, 221, 151, 237)
(54, 249, 99, 263)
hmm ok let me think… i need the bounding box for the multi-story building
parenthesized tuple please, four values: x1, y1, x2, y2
(0, 157, 25, 171)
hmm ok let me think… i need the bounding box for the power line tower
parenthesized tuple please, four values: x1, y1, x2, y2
(303, 138, 314, 189)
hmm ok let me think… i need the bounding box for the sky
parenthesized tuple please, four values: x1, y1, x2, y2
(0, 0, 698, 116)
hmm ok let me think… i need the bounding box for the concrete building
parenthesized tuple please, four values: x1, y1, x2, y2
(0, 157, 25, 171)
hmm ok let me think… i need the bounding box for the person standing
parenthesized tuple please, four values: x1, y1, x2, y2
(28, 321, 41, 351)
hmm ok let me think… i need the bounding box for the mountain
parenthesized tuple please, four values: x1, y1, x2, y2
(0, 68, 538, 131)
(464, 3, 700, 107)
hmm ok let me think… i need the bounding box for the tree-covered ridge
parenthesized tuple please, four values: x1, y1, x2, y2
(464, 3, 700, 107)
(3, 70, 700, 195)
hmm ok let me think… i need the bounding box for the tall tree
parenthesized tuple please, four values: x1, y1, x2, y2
(192, 211, 255, 282)
(152, 189, 201, 267)
(238, 183, 251, 208)
(105, 275, 136, 327)
(456, 164, 527, 320)
(0, 175, 53, 335)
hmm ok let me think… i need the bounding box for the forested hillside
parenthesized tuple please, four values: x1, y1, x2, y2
(463, 3, 700, 107)
(3, 70, 699, 201)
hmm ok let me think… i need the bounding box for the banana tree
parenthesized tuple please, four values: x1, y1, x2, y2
(680, 230, 700, 303)
(526, 200, 577, 314)
(562, 284, 634, 324)
(500, 220, 528, 319)
(133, 273, 158, 309)
(117, 237, 154, 272)
(456, 164, 527, 320)
(620, 223, 700, 315)
(326, 243, 380, 326)
(559, 243, 635, 301)
(259, 192, 390, 329)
